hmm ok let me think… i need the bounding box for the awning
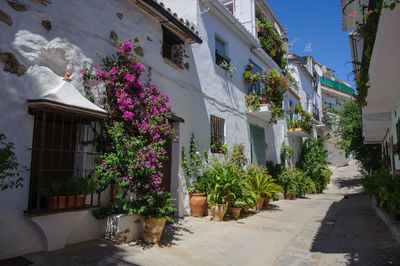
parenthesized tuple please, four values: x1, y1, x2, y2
(28, 79, 107, 119)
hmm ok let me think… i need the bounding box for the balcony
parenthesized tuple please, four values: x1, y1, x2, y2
(245, 103, 272, 121)
(286, 113, 312, 138)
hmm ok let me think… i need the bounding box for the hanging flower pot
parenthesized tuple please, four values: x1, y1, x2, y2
(142, 216, 167, 244)
(189, 193, 207, 217)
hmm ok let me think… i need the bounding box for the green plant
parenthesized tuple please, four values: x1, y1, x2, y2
(298, 138, 330, 193)
(247, 164, 269, 177)
(0, 133, 24, 190)
(228, 143, 248, 175)
(292, 169, 314, 196)
(182, 134, 205, 193)
(219, 60, 236, 77)
(263, 69, 290, 122)
(245, 171, 282, 199)
(286, 183, 297, 195)
(250, 72, 260, 85)
(245, 94, 261, 111)
(266, 161, 283, 179)
(200, 166, 241, 205)
(92, 200, 127, 220)
(280, 141, 294, 165)
(256, 14, 287, 69)
(335, 101, 383, 172)
(243, 188, 259, 208)
(210, 138, 228, 154)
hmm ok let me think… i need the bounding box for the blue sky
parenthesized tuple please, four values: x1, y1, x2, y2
(267, 1, 354, 87)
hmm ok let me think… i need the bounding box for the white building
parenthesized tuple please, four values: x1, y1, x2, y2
(342, 0, 400, 175)
(0, 0, 295, 259)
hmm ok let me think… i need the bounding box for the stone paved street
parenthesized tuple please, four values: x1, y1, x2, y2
(26, 161, 400, 266)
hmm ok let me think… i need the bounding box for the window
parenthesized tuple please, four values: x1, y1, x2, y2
(249, 60, 263, 95)
(162, 25, 184, 68)
(215, 37, 230, 67)
(210, 115, 225, 153)
(27, 109, 103, 214)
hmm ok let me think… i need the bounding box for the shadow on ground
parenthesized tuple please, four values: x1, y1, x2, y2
(160, 218, 194, 246)
(40, 240, 140, 266)
(311, 192, 400, 265)
(333, 177, 362, 189)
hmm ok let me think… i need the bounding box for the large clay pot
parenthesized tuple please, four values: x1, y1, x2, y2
(76, 195, 87, 208)
(264, 197, 271, 207)
(255, 197, 265, 211)
(230, 207, 242, 219)
(47, 196, 66, 210)
(291, 194, 296, 200)
(285, 194, 292, 200)
(211, 203, 228, 222)
(142, 216, 167, 244)
(189, 193, 207, 217)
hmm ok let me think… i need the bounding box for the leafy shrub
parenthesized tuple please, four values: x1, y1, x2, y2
(266, 160, 283, 179)
(247, 164, 269, 177)
(0, 133, 24, 190)
(245, 171, 282, 199)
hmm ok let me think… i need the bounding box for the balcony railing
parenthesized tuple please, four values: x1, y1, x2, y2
(286, 112, 312, 137)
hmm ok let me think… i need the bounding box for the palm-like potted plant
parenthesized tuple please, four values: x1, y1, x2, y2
(245, 172, 282, 210)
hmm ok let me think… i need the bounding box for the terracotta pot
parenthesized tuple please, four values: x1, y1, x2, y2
(255, 197, 265, 211)
(261, 75, 268, 83)
(260, 98, 267, 104)
(211, 203, 228, 222)
(76, 195, 87, 208)
(141, 216, 167, 244)
(291, 194, 296, 200)
(243, 205, 250, 214)
(189, 193, 207, 217)
(257, 25, 263, 33)
(230, 207, 242, 219)
(264, 197, 271, 207)
(47, 196, 66, 210)
(326, 179, 330, 185)
(285, 194, 292, 200)
(67, 195, 76, 208)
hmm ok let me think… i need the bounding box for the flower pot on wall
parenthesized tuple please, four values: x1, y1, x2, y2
(255, 197, 265, 211)
(47, 196, 66, 210)
(211, 203, 228, 222)
(189, 193, 207, 217)
(230, 207, 242, 219)
(142, 216, 166, 244)
(260, 98, 267, 105)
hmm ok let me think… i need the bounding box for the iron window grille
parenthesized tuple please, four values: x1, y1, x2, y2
(26, 109, 104, 215)
(210, 115, 225, 154)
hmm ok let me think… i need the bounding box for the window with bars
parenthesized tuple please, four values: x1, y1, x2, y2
(210, 115, 225, 154)
(26, 109, 103, 215)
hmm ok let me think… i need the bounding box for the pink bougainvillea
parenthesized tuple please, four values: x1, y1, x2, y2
(82, 40, 176, 218)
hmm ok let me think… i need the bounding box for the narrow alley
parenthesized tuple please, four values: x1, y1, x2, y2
(25, 161, 399, 266)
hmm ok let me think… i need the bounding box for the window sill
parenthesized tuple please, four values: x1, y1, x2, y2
(163, 58, 184, 70)
(24, 206, 93, 217)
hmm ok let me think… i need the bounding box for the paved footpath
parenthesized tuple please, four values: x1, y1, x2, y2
(27, 161, 400, 266)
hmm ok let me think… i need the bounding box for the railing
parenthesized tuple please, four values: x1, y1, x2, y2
(25, 109, 104, 216)
(286, 113, 312, 133)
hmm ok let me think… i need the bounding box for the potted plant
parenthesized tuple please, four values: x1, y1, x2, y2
(243, 71, 252, 83)
(286, 183, 297, 200)
(242, 189, 259, 213)
(245, 171, 282, 211)
(46, 182, 67, 210)
(250, 72, 260, 85)
(230, 198, 245, 219)
(203, 166, 239, 222)
(182, 135, 207, 217)
(245, 94, 261, 112)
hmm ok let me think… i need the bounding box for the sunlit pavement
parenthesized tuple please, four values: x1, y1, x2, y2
(26, 161, 400, 266)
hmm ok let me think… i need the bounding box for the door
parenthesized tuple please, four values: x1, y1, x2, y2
(250, 124, 267, 166)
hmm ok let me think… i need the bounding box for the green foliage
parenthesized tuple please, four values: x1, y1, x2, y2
(0, 133, 24, 191)
(247, 164, 269, 177)
(47, 176, 96, 196)
(280, 141, 294, 165)
(335, 101, 383, 172)
(92, 200, 126, 220)
(128, 191, 175, 221)
(256, 14, 287, 69)
(200, 166, 241, 205)
(245, 171, 283, 198)
(362, 168, 400, 215)
(228, 143, 248, 175)
(292, 169, 315, 196)
(245, 94, 261, 111)
(266, 160, 283, 179)
(242, 189, 259, 208)
(298, 138, 330, 193)
(182, 134, 204, 193)
(210, 138, 228, 154)
(263, 69, 290, 123)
